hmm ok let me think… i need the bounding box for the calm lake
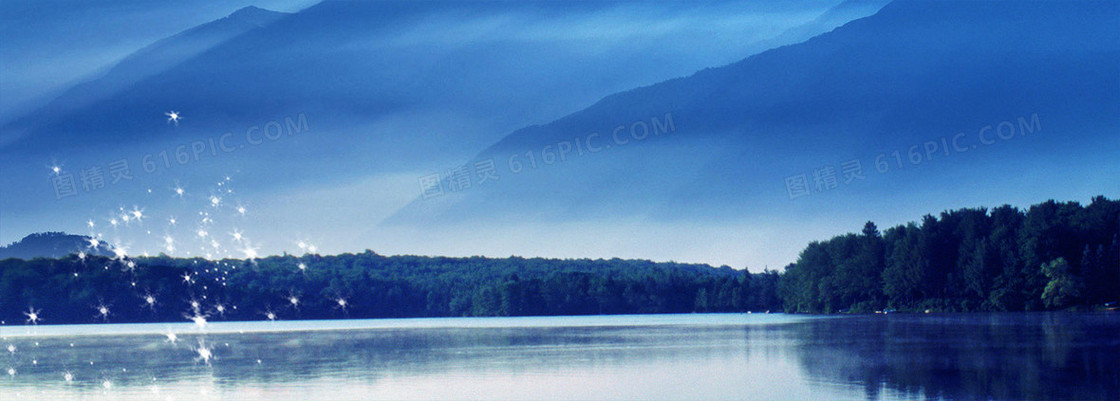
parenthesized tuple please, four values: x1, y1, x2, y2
(0, 313, 1117, 400)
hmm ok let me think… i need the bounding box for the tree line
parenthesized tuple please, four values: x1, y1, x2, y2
(0, 252, 781, 325)
(780, 196, 1119, 313)
(1, 196, 1116, 325)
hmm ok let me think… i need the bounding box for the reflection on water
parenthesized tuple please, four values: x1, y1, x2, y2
(0, 313, 1116, 400)
(795, 313, 1120, 401)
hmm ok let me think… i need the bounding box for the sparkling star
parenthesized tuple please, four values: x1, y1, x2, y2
(24, 307, 41, 325)
(187, 312, 208, 330)
(129, 207, 144, 222)
(112, 245, 128, 260)
(165, 110, 182, 125)
(194, 340, 213, 365)
(241, 244, 259, 260)
(95, 304, 111, 321)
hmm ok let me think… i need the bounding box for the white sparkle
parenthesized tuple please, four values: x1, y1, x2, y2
(165, 110, 182, 125)
(241, 244, 259, 260)
(129, 207, 144, 222)
(24, 307, 41, 325)
(96, 305, 111, 320)
(188, 312, 208, 330)
(112, 245, 128, 261)
(195, 340, 213, 365)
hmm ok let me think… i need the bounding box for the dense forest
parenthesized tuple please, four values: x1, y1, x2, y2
(1, 197, 1116, 325)
(0, 252, 781, 325)
(781, 196, 1120, 313)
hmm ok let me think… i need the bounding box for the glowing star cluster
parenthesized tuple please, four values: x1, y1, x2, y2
(14, 115, 314, 391)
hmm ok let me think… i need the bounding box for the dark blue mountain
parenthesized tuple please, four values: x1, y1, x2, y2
(0, 6, 288, 146)
(385, 0, 1120, 225)
(0, 0, 870, 173)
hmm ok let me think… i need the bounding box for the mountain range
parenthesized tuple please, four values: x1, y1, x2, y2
(0, 0, 1115, 268)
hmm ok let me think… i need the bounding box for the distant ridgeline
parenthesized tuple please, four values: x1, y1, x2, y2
(0, 232, 115, 260)
(0, 252, 781, 325)
(1, 197, 1117, 325)
(781, 196, 1120, 313)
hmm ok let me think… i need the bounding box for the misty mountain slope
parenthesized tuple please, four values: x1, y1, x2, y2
(0, 6, 289, 145)
(385, 0, 1120, 225)
(0, 0, 862, 169)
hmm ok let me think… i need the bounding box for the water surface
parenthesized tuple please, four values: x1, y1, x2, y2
(1, 313, 1116, 400)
